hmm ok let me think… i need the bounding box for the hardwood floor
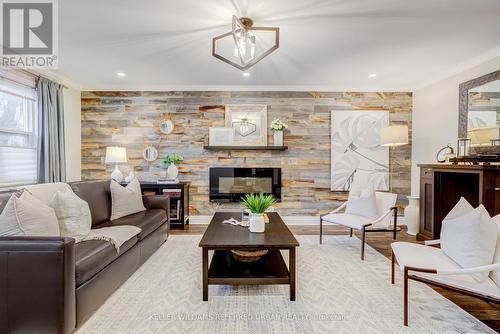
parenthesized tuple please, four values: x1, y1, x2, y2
(172, 224, 500, 332)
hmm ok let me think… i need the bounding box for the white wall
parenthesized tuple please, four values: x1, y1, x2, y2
(411, 56, 500, 195)
(63, 86, 81, 182)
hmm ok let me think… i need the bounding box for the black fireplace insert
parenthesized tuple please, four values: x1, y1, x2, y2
(209, 167, 281, 202)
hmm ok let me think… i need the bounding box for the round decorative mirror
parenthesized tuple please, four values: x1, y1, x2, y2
(143, 146, 158, 162)
(159, 119, 174, 134)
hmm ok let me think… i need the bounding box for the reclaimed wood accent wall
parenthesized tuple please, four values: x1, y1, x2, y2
(81, 91, 412, 216)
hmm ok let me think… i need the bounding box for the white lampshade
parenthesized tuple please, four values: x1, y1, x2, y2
(468, 126, 499, 146)
(380, 125, 408, 147)
(105, 146, 127, 164)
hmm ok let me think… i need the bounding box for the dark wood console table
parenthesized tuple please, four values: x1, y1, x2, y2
(418, 164, 500, 240)
(138, 181, 190, 229)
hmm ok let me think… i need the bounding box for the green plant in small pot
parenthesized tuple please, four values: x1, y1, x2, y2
(241, 193, 276, 233)
(162, 153, 183, 180)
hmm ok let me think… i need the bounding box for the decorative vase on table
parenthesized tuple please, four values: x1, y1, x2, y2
(405, 196, 419, 235)
(273, 131, 283, 146)
(249, 213, 265, 233)
(163, 153, 183, 181)
(166, 163, 178, 180)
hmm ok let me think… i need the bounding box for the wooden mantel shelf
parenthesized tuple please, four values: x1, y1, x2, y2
(203, 145, 288, 151)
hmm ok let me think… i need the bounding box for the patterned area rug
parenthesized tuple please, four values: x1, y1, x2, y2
(77, 235, 494, 334)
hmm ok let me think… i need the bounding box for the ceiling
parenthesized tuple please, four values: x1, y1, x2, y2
(54, 0, 500, 91)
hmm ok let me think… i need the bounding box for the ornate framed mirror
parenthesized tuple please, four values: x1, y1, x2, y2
(143, 146, 158, 162)
(159, 119, 174, 134)
(458, 69, 500, 140)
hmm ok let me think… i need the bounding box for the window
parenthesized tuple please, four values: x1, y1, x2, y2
(0, 77, 38, 187)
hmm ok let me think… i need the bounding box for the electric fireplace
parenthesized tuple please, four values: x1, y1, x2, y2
(209, 167, 281, 202)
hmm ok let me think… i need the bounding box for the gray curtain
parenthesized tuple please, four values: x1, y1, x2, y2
(37, 77, 66, 183)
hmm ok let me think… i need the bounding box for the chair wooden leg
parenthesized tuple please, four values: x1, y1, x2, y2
(349, 228, 353, 237)
(391, 250, 395, 284)
(404, 267, 409, 326)
(319, 218, 323, 244)
(361, 226, 366, 260)
(393, 207, 398, 240)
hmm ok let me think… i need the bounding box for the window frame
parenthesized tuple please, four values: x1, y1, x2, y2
(0, 84, 38, 188)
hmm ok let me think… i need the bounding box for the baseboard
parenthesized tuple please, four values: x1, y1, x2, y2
(189, 215, 406, 226)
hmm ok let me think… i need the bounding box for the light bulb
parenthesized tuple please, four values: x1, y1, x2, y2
(239, 36, 246, 57)
(250, 36, 256, 59)
(239, 119, 250, 135)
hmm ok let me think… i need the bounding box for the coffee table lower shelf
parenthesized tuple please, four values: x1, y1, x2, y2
(202, 248, 295, 301)
(208, 249, 290, 285)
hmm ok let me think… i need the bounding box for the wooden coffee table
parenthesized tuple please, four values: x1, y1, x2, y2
(199, 212, 299, 301)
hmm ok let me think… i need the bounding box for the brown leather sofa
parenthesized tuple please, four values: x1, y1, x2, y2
(0, 180, 169, 334)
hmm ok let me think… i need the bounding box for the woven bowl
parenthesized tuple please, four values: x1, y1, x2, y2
(231, 249, 268, 262)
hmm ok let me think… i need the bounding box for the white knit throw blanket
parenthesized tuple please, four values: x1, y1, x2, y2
(81, 225, 142, 251)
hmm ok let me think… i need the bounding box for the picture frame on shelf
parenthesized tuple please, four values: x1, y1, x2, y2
(225, 104, 268, 146)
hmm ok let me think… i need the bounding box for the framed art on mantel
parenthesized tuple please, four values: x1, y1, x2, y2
(331, 110, 389, 191)
(225, 104, 268, 146)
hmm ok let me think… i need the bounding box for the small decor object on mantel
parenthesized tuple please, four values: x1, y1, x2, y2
(457, 138, 471, 157)
(161, 153, 183, 183)
(271, 118, 288, 146)
(436, 144, 455, 163)
(241, 193, 276, 233)
(225, 105, 268, 146)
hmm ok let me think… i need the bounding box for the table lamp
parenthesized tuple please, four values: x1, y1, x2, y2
(105, 146, 127, 182)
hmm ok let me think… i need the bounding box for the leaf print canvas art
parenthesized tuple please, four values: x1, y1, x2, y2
(331, 110, 389, 191)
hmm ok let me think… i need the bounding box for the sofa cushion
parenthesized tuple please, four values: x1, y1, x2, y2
(441, 204, 497, 282)
(70, 180, 112, 227)
(75, 236, 137, 286)
(346, 186, 379, 219)
(98, 209, 167, 241)
(49, 188, 92, 242)
(14, 191, 60, 237)
(23, 182, 73, 205)
(490, 214, 500, 288)
(110, 178, 146, 221)
(0, 194, 23, 236)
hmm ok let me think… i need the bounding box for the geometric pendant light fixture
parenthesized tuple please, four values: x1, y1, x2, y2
(212, 15, 280, 71)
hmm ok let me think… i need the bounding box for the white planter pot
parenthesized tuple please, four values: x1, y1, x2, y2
(405, 196, 420, 235)
(249, 213, 265, 233)
(166, 163, 178, 180)
(273, 131, 283, 146)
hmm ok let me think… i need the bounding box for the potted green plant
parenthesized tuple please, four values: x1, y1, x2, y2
(270, 118, 288, 146)
(163, 153, 184, 180)
(241, 193, 276, 233)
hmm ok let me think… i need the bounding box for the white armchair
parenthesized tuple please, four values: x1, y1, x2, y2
(320, 191, 398, 260)
(391, 240, 500, 326)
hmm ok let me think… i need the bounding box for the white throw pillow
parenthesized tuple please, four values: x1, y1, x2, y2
(441, 203, 497, 282)
(443, 197, 474, 221)
(14, 191, 60, 237)
(346, 187, 379, 219)
(0, 194, 24, 236)
(49, 188, 92, 242)
(110, 178, 146, 221)
(489, 214, 500, 288)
